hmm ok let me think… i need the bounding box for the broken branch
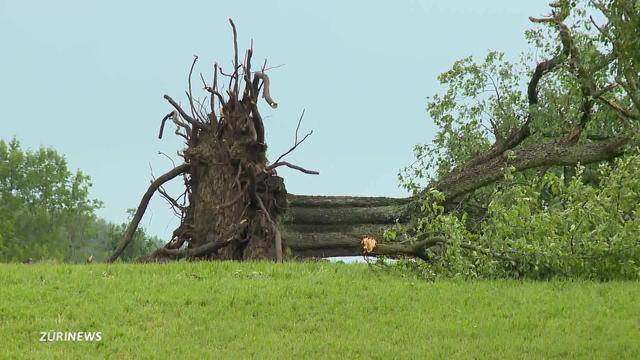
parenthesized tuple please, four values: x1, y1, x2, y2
(158, 111, 174, 139)
(253, 72, 278, 108)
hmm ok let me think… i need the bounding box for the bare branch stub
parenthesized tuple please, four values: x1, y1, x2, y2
(229, 18, 240, 97)
(158, 111, 174, 139)
(187, 55, 199, 121)
(159, 110, 192, 141)
(253, 72, 278, 109)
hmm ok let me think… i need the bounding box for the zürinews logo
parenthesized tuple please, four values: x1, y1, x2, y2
(40, 331, 102, 342)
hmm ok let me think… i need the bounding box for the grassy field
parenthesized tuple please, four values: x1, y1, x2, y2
(0, 262, 639, 359)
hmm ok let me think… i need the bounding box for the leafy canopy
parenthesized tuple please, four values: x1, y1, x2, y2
(394, 0, 640, 280)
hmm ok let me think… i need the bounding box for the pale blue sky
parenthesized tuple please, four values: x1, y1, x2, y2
(1, 0, 549, 238)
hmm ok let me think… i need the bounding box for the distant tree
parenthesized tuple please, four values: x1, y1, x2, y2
(0, 138, 99, 261)
(0, 138, 159, 262)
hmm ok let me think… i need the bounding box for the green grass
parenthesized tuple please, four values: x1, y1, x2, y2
(1, 262, 639, 359)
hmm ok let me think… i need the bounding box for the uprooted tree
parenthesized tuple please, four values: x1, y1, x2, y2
(107, 19, 318, 263)
(110, 1, 639, 270)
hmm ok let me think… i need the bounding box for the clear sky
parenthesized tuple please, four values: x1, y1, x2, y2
(1, 0, 550, 238)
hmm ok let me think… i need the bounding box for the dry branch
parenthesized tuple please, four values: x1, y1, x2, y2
(229, 18, 239, 96)
(107, 163, 190, 263)
(272, 109, 313, 165)
(158, 111, 174, 139)
(267, 161, 319, 175)
(159, 238, 231, 258)
(187, 55, 199, 121)
(163, 95, 210, 131)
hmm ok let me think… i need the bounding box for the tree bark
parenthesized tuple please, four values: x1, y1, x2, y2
(435, 137, 628, 206)
(287, 195, 412, 208)
(283, 195, 411, 258)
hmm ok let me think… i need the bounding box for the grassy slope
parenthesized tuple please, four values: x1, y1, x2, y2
(0, 262, 639, 359)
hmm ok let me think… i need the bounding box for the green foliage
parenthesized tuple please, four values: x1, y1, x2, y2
(480, 155, 640, 280)
(0, 138, 159, 262)
(392, 154, 640, 280)
(0, 137, 98, 261)
(400, 51, 525, 193)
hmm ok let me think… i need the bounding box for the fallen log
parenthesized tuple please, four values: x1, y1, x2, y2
(283, 231, 361, 258)
(283, 195, 411, 258)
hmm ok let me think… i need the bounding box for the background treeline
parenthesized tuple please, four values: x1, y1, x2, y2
(0, 138, 160, 262)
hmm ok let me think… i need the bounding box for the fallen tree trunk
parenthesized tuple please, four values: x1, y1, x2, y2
(284, 231, 362, 258)
(286, 203, 410, 224)
(283, 195, 412, 258)
(283, 137, 629, 259)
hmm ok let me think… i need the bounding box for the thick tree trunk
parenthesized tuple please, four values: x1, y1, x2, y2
(180, 112, 288, 260)
(283, 195, 411, 258)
